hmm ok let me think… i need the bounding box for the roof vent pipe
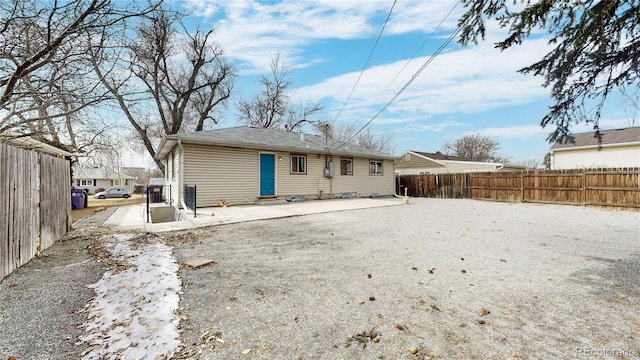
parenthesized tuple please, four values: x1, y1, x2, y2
(284, 124, 289, 132)
(300, 132, 305, 141)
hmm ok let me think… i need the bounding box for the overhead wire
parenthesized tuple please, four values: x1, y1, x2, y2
(340, 1, 461, 137)
(332, 23, 464, 152)
(330, 0, 397, 126)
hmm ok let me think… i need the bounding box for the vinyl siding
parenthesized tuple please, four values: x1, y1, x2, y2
(180, 144, 395, 207)
(277, 155, 394, 198)
(396, 161, 498, 174)
(395, 154, 442, 171)
(551, 144, 640, 169)
(182, 144, 259, 207)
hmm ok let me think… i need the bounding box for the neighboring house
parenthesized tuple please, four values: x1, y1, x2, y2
(73, 167, 136, 194)
(549, 127, 640, 169)
(395, 151, 524, 175)
(155, 126, 397, 207)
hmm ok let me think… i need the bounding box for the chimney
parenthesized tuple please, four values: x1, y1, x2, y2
(284, 124, 289, 132)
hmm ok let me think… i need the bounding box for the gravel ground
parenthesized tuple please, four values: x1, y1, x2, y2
(0, 207, 117, 360)
(1, 198, 639, 360)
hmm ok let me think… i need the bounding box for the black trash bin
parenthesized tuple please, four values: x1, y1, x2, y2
(71, 188, 87, 210)
(148, 185, 164, 203)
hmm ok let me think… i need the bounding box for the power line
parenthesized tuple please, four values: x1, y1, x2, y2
(339, 1, 461, 141)
(332, 25, 464, 152)
(330, 0, 397, 125)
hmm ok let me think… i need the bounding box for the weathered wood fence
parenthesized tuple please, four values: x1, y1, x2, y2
(1, 143, 71, 281)
(396, 168, 640, 209)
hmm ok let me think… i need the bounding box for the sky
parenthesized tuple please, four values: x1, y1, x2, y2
(164, 0, 634, 165)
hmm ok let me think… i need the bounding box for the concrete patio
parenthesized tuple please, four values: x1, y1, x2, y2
(102, 197, 406, 232)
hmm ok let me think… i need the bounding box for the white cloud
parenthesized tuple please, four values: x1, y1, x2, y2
(474, 124, 550, 139)
(185, 0, 464, 73)
(295, 36, 552, 121)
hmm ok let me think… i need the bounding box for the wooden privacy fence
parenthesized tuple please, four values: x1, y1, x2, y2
(396, 168, 640, 208)
(1, 143, 71, 281)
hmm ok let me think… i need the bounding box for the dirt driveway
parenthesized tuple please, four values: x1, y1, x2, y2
(2, 198, 639, 359)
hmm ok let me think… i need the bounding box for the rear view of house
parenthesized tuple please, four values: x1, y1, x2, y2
(155, 126, 396, 207)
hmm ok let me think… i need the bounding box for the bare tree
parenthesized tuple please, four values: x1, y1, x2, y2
(314, 121, 394, 154)
(93, 7, 236, 172)
(0, 0, 164, 175)
(0, 0, 160, 138)
(516, 158, 542, 170)
(238, 53, 321, 131)
(442, 134, 508, 162)
(620, 87, 639, 128)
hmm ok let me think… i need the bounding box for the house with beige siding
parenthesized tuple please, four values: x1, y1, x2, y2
(395, 150, 523, 174)
(155, 126, 396, 208)
(73, 167, 136, 194)
(549, 127, 640, 169)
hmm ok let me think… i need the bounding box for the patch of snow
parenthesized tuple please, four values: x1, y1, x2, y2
(78, 233, 181, 359)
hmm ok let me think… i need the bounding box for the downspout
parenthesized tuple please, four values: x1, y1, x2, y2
(177, 139, 185, 208)
(393, 158, 409, 203)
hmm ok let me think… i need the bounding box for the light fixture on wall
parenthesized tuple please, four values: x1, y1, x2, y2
(278, 156, 282, 161)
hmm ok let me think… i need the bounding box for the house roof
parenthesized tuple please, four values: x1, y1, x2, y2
(74, 167, 136, 180)
(1, 134, 73, 157)
(550, 127, 640, 150)
(410, 151, 477, 162)
(155, 126, 397, 160)
(399, 150, 526, 170)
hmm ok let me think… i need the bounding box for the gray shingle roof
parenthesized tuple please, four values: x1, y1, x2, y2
(74, 167, 135, 180)
(156, 126, 396, 160)
(412, 151, 476, 162)
(550, 127, 640, 149)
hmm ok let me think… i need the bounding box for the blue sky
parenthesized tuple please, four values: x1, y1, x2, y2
(178, 0, 633, 164)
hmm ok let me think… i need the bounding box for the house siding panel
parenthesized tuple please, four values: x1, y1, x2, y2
(277, 155, 394, 198)
(395, 156, 442, 171)
(397, 162, 497, 174)
(180, 145, 395, 206)
(183, 144, 259, 207)
(552, 145, 640, 169)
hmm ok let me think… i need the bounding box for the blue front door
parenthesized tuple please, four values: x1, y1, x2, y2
(259, 153, 275, 197)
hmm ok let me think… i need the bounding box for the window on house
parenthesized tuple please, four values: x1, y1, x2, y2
(80, 179, 93, 186)
(341, 158, 353, 175)
(291, 155, 307, 174)
(369, 160, 383, 175)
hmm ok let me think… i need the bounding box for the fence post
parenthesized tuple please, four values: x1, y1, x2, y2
(520, 171, 524, 202)
(581, 170, 585, 206)
(146, 186, 150, 223)
(193, 185, 197, 218)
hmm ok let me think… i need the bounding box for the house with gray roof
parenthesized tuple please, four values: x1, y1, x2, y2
(155, 126, 397, 208)
(73, 166, 136, 194)
(549, 127, 640, 169)
(395, 150, 524, 175)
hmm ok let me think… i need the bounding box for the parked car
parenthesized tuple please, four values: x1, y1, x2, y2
(94, 187, 131, 199)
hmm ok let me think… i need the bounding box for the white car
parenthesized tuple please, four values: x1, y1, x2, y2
(94, 187, 131, 199)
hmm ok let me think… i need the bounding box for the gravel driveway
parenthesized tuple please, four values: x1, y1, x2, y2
(2, 198, 639, 359)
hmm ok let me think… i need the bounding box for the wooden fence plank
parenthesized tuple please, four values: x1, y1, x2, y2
(1, 143, 71, 281)
(397, 168, 639, 209)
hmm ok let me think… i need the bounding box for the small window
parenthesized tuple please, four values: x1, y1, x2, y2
(369, 160, 383, 175)
(291, 155, 307, 174)
(341, 158, 353, 175)
(80, 179, 93, 186)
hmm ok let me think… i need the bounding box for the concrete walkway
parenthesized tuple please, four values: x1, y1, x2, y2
(103, 197, 406, 233)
